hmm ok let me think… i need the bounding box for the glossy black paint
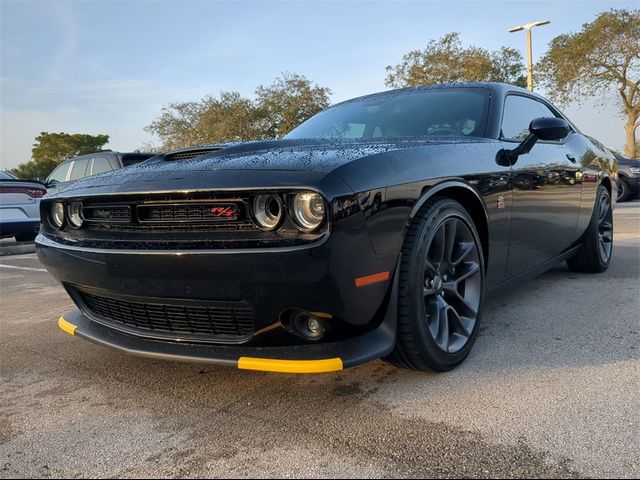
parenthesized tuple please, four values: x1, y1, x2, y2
(37, 82, 616, 367)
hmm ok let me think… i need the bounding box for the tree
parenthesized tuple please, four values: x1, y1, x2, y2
(537, 9, 640, 158)
(145, 92, 259, 151)
(254, 72, 332, 138)
(9, 132, 110, 180)
(145, 73, 332, 150)
(385, 33, 526, 88)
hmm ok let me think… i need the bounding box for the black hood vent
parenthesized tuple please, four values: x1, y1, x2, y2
(165, 147, 223, 161)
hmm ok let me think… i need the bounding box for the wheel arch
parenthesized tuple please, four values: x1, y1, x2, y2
(408, 181, 489, 266)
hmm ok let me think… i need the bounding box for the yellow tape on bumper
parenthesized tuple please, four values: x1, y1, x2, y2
(58, 316, 77, 336)
(238, 357, 343, 373)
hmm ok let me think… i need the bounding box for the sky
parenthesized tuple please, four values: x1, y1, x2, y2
(0, 0, 636, 169)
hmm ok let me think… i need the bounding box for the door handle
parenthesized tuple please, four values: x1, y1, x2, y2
(566, 154, 577, 163)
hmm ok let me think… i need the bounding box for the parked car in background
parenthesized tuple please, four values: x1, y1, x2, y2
(45, 151, 157, 192)
(613, 151, 640, 202)
(0, 170, 47, 241)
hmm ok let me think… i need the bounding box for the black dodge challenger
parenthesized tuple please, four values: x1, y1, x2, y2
(37, 83, 616, 373)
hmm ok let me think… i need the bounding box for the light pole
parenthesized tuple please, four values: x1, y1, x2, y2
(508, 20, 550, 91)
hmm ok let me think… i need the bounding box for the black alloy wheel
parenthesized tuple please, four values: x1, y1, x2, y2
(387, 198, 484, 371)
(423, 217, 482, 353)
(567, 185, 613, 273)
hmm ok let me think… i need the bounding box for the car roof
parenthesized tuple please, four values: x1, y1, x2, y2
(329, 82, 541, 109)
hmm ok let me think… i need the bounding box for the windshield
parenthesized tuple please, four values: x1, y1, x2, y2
(286, 88, 489, 140)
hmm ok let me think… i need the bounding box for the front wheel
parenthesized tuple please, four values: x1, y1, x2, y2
(386, 198, 484, 372)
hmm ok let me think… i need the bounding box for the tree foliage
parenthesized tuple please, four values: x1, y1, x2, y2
(537, 9, 640, 158)
(254, 72, 332, 138)
(9, 132, 110, 180)
(145, 73, 331, 151)
(385, 33, 526, 88)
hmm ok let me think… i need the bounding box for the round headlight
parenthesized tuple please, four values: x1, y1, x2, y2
(252, 194, 283, 231)
(291, 192, 326, 232)
(51, 202, 65, 229)
(67, 201, 83, 228)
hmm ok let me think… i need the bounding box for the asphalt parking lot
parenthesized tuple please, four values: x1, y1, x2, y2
(1, 201, 638, 478)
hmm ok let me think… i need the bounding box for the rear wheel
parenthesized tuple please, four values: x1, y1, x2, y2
(386, 198, 484, 372)
(617, 178, 630, 202)
(567, 185, 613, 273)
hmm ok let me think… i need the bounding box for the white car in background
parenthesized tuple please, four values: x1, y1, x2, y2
(0, 170, 46, 242)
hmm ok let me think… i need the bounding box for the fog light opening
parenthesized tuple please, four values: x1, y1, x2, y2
(290, 311, 326, 341)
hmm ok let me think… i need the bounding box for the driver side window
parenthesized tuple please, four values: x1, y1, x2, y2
(501, 95, 559, 142)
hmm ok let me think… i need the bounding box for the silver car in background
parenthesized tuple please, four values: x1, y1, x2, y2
(0, 171, 46, 242)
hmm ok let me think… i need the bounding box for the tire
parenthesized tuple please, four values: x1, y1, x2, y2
(617, 178, 630, 202)
(385, 198, 484, 372)
(567, 185, 613, 273)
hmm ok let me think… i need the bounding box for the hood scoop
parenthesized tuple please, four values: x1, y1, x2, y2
(165, 147, 225, 161)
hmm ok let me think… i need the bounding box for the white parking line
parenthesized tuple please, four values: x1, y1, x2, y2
(0, 264, 47, 272)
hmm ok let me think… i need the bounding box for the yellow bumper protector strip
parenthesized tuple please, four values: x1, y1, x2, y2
(238, 357, 343, 373)
(58, 316, 77, 336)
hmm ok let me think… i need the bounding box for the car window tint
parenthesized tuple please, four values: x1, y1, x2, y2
(47, 162, 72, 184)
(106, 155, 120, 169)
(92, 157, 113, 175)
(0, 171, 17, 180)
(286, 89, 489, 140)
(501, 95, 558, 141)
(69, 158, 91, 181)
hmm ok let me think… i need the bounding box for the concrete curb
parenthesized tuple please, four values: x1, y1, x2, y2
(0, 243, 36, 256)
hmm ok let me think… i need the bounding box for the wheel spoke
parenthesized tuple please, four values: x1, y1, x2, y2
(444, 219, 457, 264)
(598, 240, 605, 260)
(451, 242, 474, 267)
(436, 298, 450, 351)
(456, 262, 480, 283)
(447, 307, 472, 337)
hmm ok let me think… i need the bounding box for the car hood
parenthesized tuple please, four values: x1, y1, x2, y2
(46, 137, 492, 198)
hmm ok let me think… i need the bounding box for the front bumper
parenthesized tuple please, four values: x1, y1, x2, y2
(57, 295, 396, 372)
(37, 209, 400, 370)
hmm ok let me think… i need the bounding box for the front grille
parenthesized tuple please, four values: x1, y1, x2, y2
(82, 197, 251, 233)
(83, 205, 132, 223)
(165, 148, 222, 161)
(78, 290, 255, 343)
(138, 203, 239, 223)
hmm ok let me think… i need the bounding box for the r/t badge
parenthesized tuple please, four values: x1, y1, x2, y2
(497, 194, 505, 209)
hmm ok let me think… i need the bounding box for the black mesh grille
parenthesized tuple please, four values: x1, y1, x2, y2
(139, 203, 239, 222)
(78, 290, 254, 343)
(165, 148, 221, 161)
(83, 205, 131, 223)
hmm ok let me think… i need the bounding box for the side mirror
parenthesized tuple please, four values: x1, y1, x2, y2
(498, 117, 570, 166)
(529, 117, 570, 141)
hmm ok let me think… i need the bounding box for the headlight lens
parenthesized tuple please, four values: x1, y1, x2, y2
(291, 192, 326, 231)
(629, 167, 640, 174)
(252, 194, 283, 231)
(67, 201, 83, 228)
(51, 202, 65, 229)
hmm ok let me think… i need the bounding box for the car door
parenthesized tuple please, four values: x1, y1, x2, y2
(501, 94, 582, 278)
